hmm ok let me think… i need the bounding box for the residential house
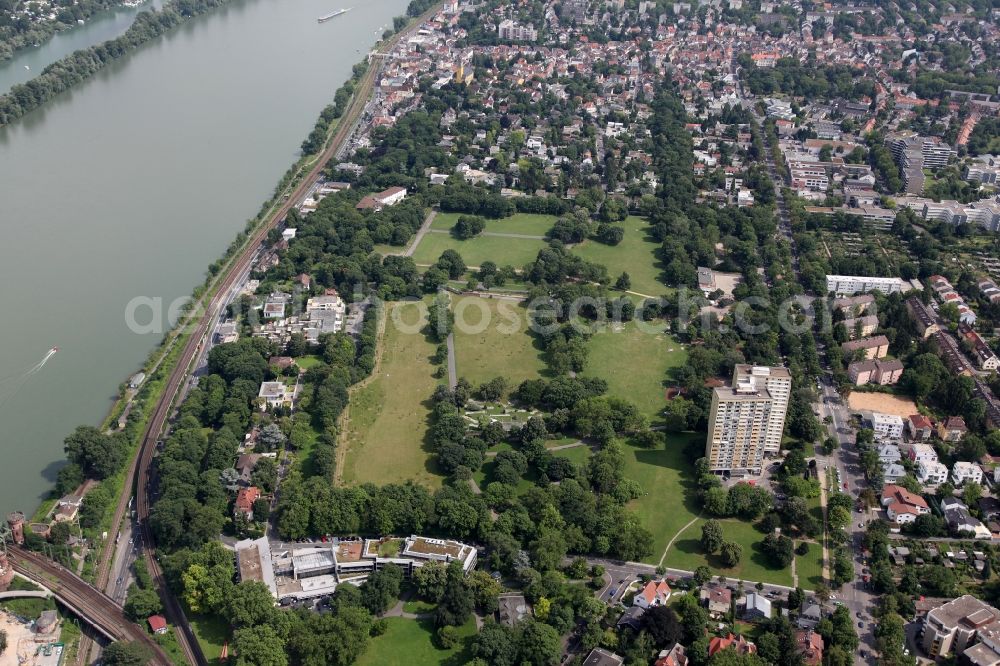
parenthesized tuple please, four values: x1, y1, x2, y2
(906, 297, 940, 339)
(795, 630, 824, 666)
(841, 315, 879, 338)
(236, 453, 261, 485)
(883, 463, 907, 484)
(797, 603, 823, 629)
(617, 606, 646, 631)
(938, 417, 969, 442)
(53, 494, 83, 523)
(878, 444, 902, 464)
(234, 486, 261, 521)
(701, 584, 732, 615)
(257, 382, 293, 410)
(708, 634, 757, 658)
(848, 359, 904, 386)
(742, 592, 772, 621)
(869, 413, 905, 441)
(655, 644, 688, 666)
(942, 498, 991, 538)
(584, 648, 625, 666)
(909, 443, 939, 464)
(634, 580, 672, 609)
(842, 335, 890, 360)
(918, 460, 949, 485)
(908, 414, 934, 441)
(356, 186, 407, 211)
(881, 484, 930, 523)
(952, 461, 984, 486)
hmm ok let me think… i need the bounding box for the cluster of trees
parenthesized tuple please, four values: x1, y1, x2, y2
(299, 62, 367, 154)
(0, 0, 234, 125)
(0, 0, 124, 62)
(451, 214, 487, 239)
(739, 55, 876, 101)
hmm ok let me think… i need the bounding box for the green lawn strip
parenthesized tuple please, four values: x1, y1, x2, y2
(295, 355, 325, 370)
(402, 599, 437, 615)
(570, 216, 667, 297)
(430, 212, 557, 236)
(341, 300, 444, 489)
(355, 616, 477, 666)
(451, 297, 545, 386)
(581, 320, 687, 419)
(552, 444, 591, 466)
(411, 230, 546, 268)
(187, 612, 229, 662)
(664, 518, 794, 587)
(796, 541, 825, 588)
(621, 433, 703, 564)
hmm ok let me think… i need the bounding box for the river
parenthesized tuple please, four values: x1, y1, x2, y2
(0, 0, 166, 94)
(0, 0, 409, 517)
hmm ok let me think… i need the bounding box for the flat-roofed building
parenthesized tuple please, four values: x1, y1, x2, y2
(921, 596, 1000, 659)
(826, 275, 914, 296)
(706, 365, 791, 473)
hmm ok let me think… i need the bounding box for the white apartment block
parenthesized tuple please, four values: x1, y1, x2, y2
(918, 460, 949, 485)
(705, 366, 791, 474)
(869, 412, 904, 441)
(825, 275, 913, 296)
(909, 443, 939, 465)
(735, 365, 790, 455)
(498, 19, 538, 41)
(951, 461, 984, 486)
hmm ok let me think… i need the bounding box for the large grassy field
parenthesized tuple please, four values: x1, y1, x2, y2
(622, 433, 704, 563)
(411, 231, 547, 268)
(341, 300, 444, 489)
(571, 216, 666, 297)
(431, 211, 556, 236)
(582, 320, 686, 419)
(354, 616, 477, 666)
(451, 296, 546, 386)
(796, 540, 825, 588)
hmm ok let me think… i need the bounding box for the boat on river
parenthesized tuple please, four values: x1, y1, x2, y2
(317, 7, 351, 22)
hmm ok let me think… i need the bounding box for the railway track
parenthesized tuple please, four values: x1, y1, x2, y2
(91, 10, 439, 664)
(9, 546, 171, 665)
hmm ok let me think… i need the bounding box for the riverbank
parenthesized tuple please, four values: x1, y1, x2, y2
(0, 0, 232, 126)
(0, 0, 132, 63)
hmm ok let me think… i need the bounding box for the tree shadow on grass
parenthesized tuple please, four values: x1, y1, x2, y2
(633, 444, 703, 516)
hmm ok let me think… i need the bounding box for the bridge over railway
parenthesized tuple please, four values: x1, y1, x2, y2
(8, 546, 170, 664)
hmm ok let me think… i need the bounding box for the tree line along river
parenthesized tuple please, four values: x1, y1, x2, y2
(0, 0, 410, 517)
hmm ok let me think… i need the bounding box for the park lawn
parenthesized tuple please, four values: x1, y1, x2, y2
(622, 433, 703, 564)
(431, 211, 557, 236)
(341, 300, 444, 489)
(451, 296, 546, 386)
(665, 518, 795, 587)
(295, 354, 325, 370)
(402, 599, 437, 615)
(188, 613, 229, 662)
(411, 230, 546, 268)
(355, 616, 477, 666)
(571, 216, 666, 297)
(553, 444, 591, 466)
(582, 320, 687, 419)
(796, 541, 825, 589)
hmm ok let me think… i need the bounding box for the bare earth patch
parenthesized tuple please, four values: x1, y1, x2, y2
(847, 392, 918, 417)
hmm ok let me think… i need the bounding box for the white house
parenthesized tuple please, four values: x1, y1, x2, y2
(257, 382, 293, 410)
(909, 443, 938, 465)
(633, 580, 671, 609)
(870, 413, 904, 441)
(918, 460, 949, 485)
(952, 461, 984, 486)
(882, 462, 907, 484)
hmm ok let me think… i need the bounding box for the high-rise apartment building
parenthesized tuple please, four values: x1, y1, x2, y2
(705, 365, 791, 474)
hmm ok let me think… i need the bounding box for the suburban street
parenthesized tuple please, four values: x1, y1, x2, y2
(815, 376, 879, 661)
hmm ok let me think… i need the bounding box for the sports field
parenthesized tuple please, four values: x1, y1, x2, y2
(340, 300, 444, 489)
(451, 295, 545, 386)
